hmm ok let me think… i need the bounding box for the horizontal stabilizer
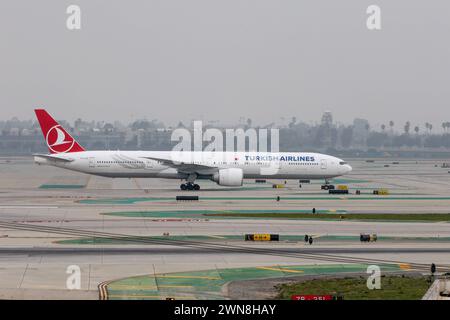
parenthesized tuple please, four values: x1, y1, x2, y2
(33, 154, 74, 162)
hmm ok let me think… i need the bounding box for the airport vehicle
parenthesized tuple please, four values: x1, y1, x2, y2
(360, 234, 377, 242)
(33, 109, 352, 190)
(329, 185, 349, 194)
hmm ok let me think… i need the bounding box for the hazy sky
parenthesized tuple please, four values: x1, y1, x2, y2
(1, 1, 450, 128)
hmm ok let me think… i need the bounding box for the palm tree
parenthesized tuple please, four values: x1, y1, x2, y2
(443, 122, 450, 133)
(389, 120, 394, 132)
(381, 124, 386, 132)
(414, 126, 419, 134)
(404, 121, 411, 134)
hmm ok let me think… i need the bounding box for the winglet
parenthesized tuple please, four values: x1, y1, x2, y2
(34, 109, 85, 154)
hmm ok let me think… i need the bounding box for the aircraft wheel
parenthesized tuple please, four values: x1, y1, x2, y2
(187, 183, 194, 190)
(193, 184, 200, 190)
(180, 184, 187, 190)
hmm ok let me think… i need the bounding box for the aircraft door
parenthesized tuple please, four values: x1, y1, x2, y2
(88, 157, 96, 168)
(320, 159, 327, 169)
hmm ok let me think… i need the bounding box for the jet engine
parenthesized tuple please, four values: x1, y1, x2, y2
(211, 168, 243, 186)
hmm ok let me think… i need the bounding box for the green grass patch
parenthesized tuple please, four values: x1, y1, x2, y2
(276, 275, 431, 300)
(101, 209, 450, 221)
(204, 212, 450, 221)
(40, 184, 85, 189)
(102, 209, 346, 219)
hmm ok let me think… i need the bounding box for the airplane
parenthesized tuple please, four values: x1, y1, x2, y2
(33, 109, 352, 190)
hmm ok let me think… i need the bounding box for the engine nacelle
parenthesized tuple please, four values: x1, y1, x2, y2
(211, 168, 243, 186)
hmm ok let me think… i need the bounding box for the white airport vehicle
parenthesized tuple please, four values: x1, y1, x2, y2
(33, 109, 352, 190)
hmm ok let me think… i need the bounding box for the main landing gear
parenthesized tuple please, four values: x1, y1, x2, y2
(180, 173, 200, 191)
(180, 182, 200, 191)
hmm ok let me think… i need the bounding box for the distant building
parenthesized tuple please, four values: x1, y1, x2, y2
(321, 111, 333, 128)
(319, 111, 334, 148)
(352, 118, 370, 147)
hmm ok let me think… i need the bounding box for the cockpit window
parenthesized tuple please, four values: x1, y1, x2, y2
(339, 161, 347, 165)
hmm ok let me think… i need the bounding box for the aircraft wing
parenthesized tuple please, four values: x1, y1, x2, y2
(33, 154, 75, 162)
(141, 156, 218, 174)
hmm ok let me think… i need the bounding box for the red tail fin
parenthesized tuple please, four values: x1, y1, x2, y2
(34, 109, 85, 154)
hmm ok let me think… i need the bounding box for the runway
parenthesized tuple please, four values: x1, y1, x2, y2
(0, 158, 450, 299)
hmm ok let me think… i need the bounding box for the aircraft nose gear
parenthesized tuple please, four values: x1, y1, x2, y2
(180, 182, 200, 191)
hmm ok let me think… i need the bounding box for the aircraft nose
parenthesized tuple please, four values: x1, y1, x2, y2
(345, 164, 352, 173)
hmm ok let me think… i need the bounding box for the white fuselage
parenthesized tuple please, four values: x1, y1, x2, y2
(34, 151, 352, 181)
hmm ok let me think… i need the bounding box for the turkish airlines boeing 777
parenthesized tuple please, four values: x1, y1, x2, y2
(33, 109, 352, 190)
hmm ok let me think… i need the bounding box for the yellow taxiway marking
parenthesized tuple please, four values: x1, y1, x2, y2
(109, 284, 193, 289)
(109, 285, 158, 290)
(257, 266, 304, 273)
(108, 294, 196, 299)
(156, 275, 222, 280)
(399, 263, 412, 270)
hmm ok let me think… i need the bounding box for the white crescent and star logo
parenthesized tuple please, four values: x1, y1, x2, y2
(45, 125, 75, 153)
